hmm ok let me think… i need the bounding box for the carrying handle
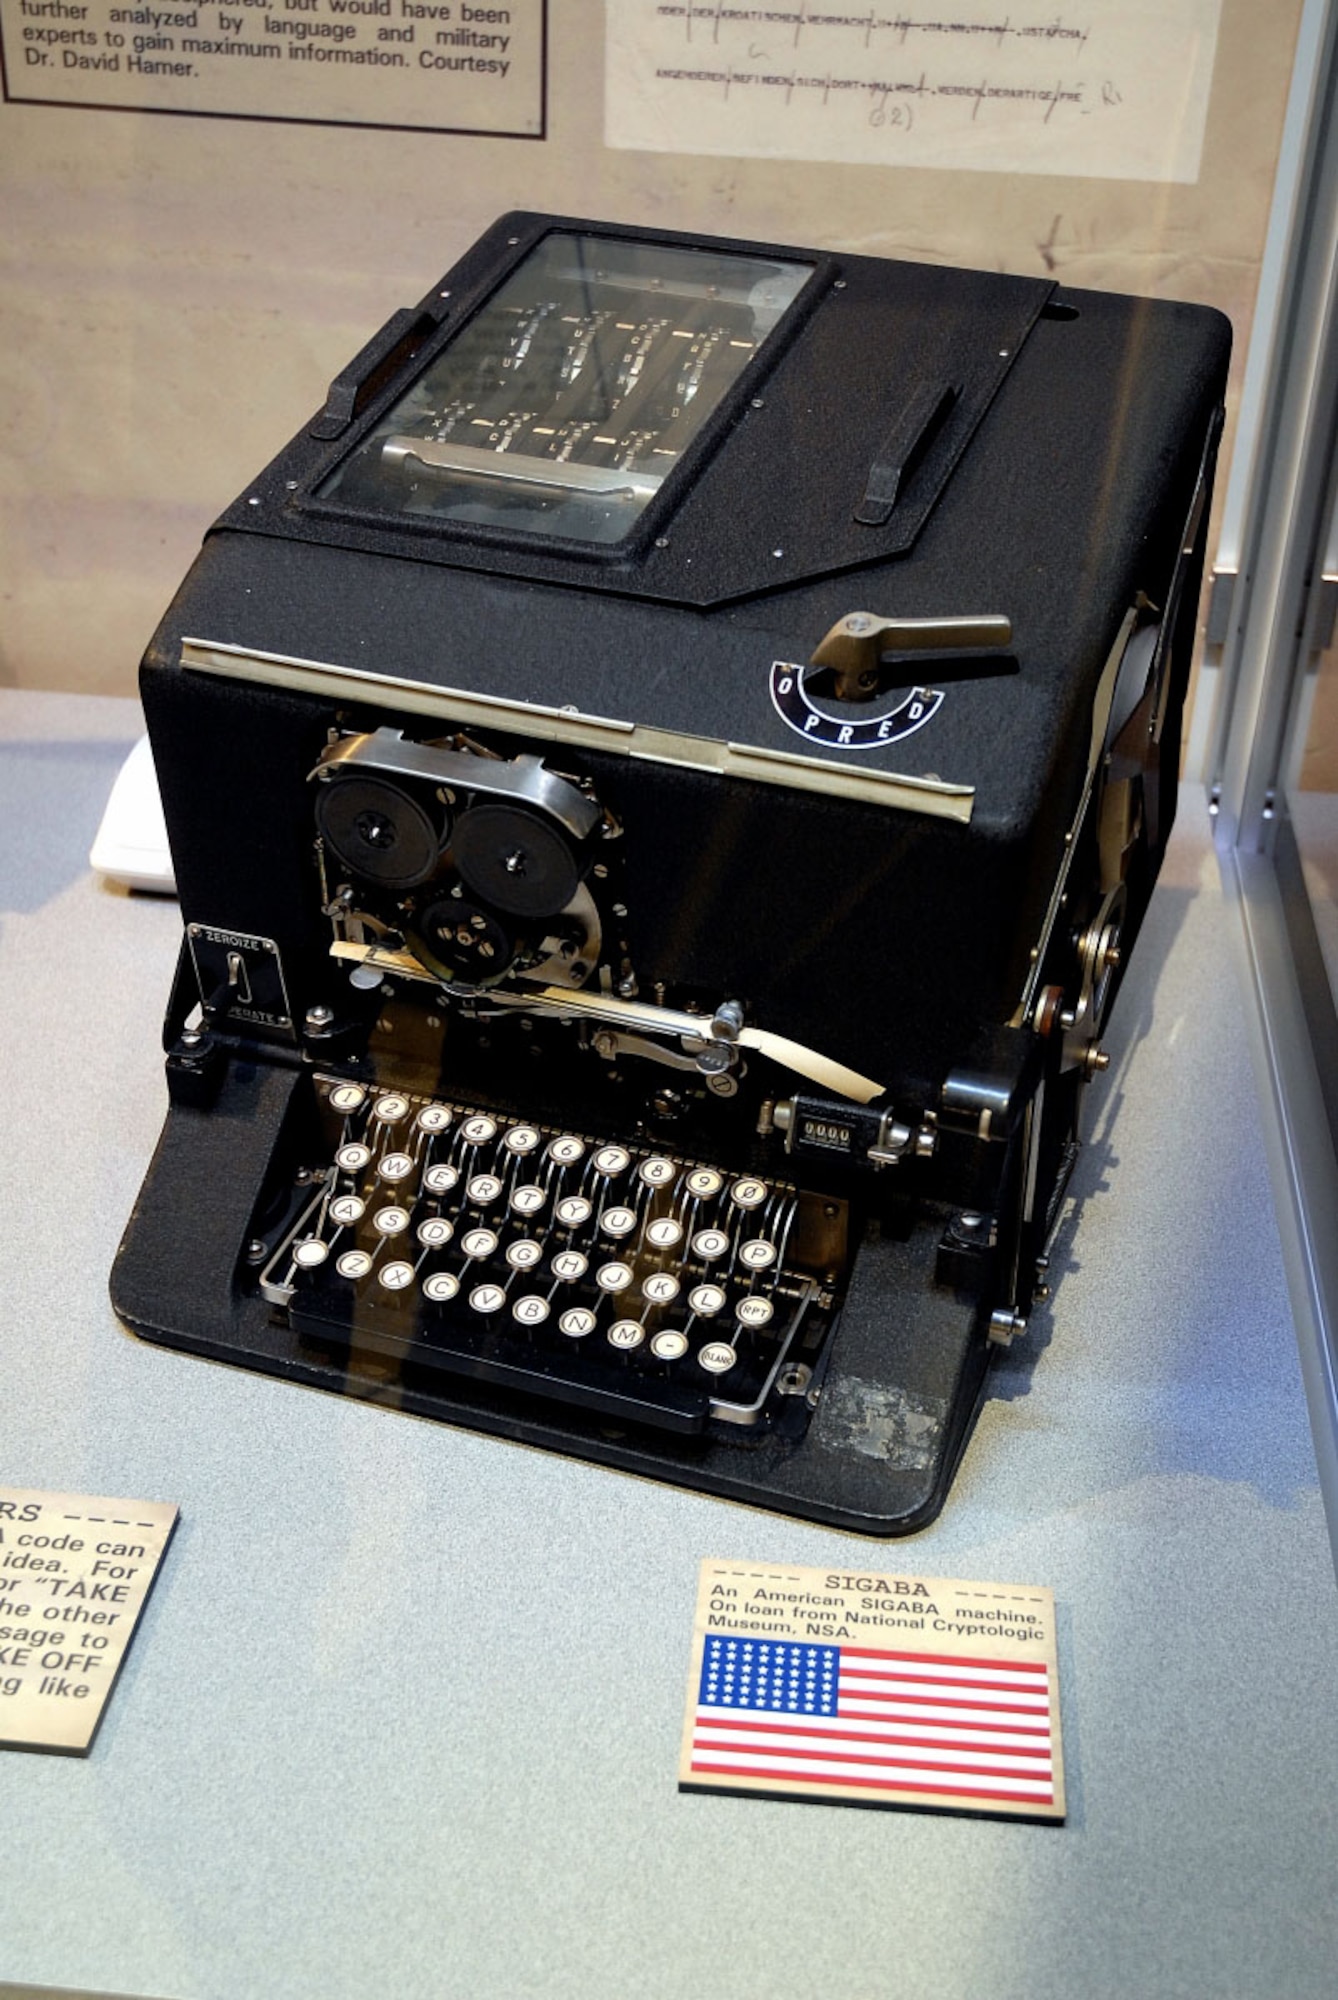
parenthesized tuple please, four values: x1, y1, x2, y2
(308, 309, 440, 441)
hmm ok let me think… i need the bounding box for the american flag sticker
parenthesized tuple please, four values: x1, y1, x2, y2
(678, 1561, 1064, 1819)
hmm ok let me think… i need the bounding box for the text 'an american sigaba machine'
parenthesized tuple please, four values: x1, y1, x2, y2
(112, 215, 1229, 1532)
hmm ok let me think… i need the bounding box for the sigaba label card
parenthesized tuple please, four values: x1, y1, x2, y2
(679, 1558, 1065, 1819)
(0, 1486, 178, 1755)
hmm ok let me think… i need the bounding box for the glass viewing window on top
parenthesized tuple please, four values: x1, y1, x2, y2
(317, 232, 813, 546)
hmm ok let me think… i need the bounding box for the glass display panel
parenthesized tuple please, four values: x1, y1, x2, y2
(317, 233, 812, 546)
(1283, 632, 1338, 1004)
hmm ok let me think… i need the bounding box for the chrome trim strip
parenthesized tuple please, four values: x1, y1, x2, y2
(179, 638, 975, 823)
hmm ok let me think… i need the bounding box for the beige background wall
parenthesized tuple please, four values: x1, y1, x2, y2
(0, 0, 1303, 696)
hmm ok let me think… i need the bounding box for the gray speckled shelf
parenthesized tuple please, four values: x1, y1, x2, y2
(2, 690, 1336, 2000)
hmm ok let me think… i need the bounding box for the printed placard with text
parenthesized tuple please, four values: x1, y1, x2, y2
(1, 0, 546, 138)
(680, 1557, 1064, 1818)
(0, 1486, 178, 1755)
(607, 1, 1221, 184)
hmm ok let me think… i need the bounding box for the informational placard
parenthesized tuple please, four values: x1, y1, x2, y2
(679, 1557, 1064, 1817)
(0, 0, 545, 136)
(606, 1, 1222, 184)
(0, 1486, 177, 1755)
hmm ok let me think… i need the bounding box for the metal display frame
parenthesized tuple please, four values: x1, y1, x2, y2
(1208, 0, 1338, 1568)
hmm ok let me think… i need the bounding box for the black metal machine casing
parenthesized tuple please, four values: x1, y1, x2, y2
(113, 213, 1231, 1532)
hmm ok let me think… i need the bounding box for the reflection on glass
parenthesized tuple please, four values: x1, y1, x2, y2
(318, 232, 812, 546)
(1284, 634, 1338, 1002)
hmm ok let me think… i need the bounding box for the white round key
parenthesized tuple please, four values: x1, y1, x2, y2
(596, 1261, 633, 1293)
(423, 1271, 459, 1304)
(593, 1145, 631, 1176)
(692, 1228, 730, 1260)
(552, 1249, 588, 1282)
(504, 1125, 541, 1155)
(461, 1227, 498, 1260)
(730, 1178, 768, 1210)
(461, 1115, 497, 1145)
(608, 1319, 646, 1350)
(556, 1195, 593, 1228)
(639, 1156, 676, 1188)
(601, 1206, 638, 1239)
(512, 1294, 550, 1326)
(424, 1164, 459, 1195)
(373, 1094, 410, 1123)
(505, 1239, 543, 1271)
(739, 1238, 777, 1270)
(336, 1143, 371, 1172)
(559, 1307, 596, 1338)
(416, 1103, 452, 1134)
(330, 1195, 365, 1226)
(469, 1282, 506, 1314)
(646, 1217, 683, 1249)
(329, 1083, 366, 1113)
(417, 1216, 453, 1248)
(467, 1174, 504, 1205)
(378, 1152, 415, 1183)
(651, 1330, 689, 1361)
(689, 1283, 726, 1317)
(736, 1294, 774, 1328)
(511, 1184, 546, 1216)
(379, 1260, 415, 1291)
(642, 1271, 680, 1306)
(686, 1167, 723, 1198)
(373, 1206, 409, 1236)
(548, 1135, 585, 1166)
(336, 1249, 372, 1279)
(293, 1238, 328, 1268)
(698, 1341, 738, 1374)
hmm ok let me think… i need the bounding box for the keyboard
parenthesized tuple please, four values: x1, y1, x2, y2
(255, 1076, 843, 1437)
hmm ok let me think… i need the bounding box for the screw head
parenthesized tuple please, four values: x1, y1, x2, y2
(695, 1045, 732, 1075)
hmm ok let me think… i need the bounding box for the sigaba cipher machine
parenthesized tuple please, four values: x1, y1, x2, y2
(112, 214, 1229, 1532)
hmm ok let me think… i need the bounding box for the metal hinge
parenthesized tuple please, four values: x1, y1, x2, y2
(1208, 563, 1338, 653)
(1205, 566, 1237, 646)
(1308, 571, 1338, 654)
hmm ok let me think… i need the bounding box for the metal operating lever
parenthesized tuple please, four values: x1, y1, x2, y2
(810, 612, 1013, 702)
